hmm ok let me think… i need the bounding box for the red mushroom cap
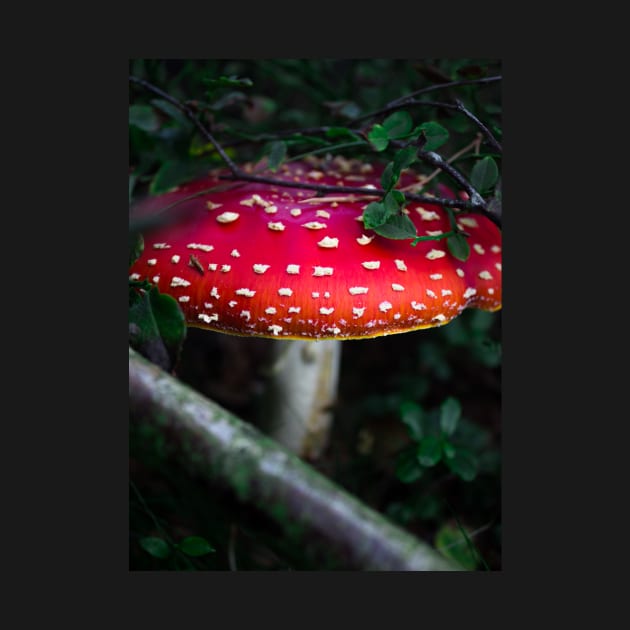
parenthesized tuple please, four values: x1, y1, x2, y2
(129, 157, 502, 340)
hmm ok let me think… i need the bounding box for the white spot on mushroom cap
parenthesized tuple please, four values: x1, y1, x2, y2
(129, 273, 141, 281)
(391, 283, 405, 292)
(426, 249, 446, 260)
(441, 289, 452, 296)
(278, 288, 293, 296)
(395, 259, 407, 272)
(147, 259, 157, 266)
(211, 287, 220, 299)
(356, 234, 374, 246)
(216, 211, 240, 224)
(495, 263, 502, 271)
(353, 307, 366, 318)
(221, 265, 231, 273)
(288, 306, 301, 314)
(153, 243, 171, 249)
(290, 208, 302, 217)
(236, 288, 256, 297)
(362, 261, 381, 270)
(302, 221, 327, 230)
(473, 243, 486, 255)
(268, 221, 286, 231)
(411, 301, 426, 310)
(317, 236, 339, 249)
(313, 266, 334, 277)
(240, 310, 251, 321)
(264, 205, 278, 214)
(491, 245, 501, 254)
(178, 296, 190, 302)
(228, 300, 237, 307)
(171, 277, 191, 287)
(426, 289, 437, 298)
(349, 287, 369, 295)
(312, 292, 320, 298)
(433, 314, 447, 322)
(319, 307, 334, 315)
(198, 313, 219, 323)
(379, 301, 392, 312)
(187, 243, 214, 252)
(206, 201, 222, 210)
(429, 273, 443, 280)
(456, 268, 465, 278)
(152, 276, 160, 283)
(458, 217, 479, 228)
(286, 264, 300, 275)
(268, 325, 283, 336)
(171, 255, 180, 264)
(208, 263, 218, 271)
(316, 210, 331, 219)
(479, 270, 493, 280)
(416, 207, 440, 221)
(463, 288, 477, 299)
(265, 307, 277, 314)
(253, 264, 270, 274)
(231, 249, 240, 257)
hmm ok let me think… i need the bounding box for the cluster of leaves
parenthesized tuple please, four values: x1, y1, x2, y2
(396, 396, 488, 483)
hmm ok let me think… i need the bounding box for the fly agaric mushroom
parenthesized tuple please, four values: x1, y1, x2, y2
(129, 156, 502, 458)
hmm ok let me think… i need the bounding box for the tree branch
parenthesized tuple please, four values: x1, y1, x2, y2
(129, 346, 460, 571)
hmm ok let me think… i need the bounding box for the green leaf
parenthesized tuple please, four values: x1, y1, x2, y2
(415, 121, 449, 152)
(435, 523, 478, 570)
(393, 146, 418, 173)
(129, 284, 187, 372)
(383, 191, 401, 215)
(389, 190, 405, 206)
(447, 233, 470, 262)
(445, 448, 478, 481)
(149, 98, 190, 127)
(400, 401, 424, 441)
(325, 127, 360, 140)
(362, 201, 388, 229)
(470, 156, 499, 192)
(373, 213, 418, 239)
(139, 536, 171, 559)
(129, 232, 144, 267)
(442, 440, 456, 459)
(440, 397, 461, 436)
(150, 160, 205, 195)
(396, 447, 424, 483)
(417, 435, 443, 467)
(177, 536, 215, 557)
(267, 140, 287, 172)
(129, 105, 160, 132)
(368, 124, 389, 151)
(381, 162, 397, 191)
(383, 111, 413, 138)
(129, 174, 137, 203)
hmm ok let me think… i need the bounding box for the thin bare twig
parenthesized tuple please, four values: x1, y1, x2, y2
(350, 75, 502, 125)
(129, 75, 240, 175)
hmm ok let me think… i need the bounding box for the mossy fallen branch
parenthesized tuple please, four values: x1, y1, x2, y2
(129, 347, 461, 571)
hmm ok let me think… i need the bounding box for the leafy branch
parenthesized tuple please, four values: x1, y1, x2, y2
(129, 75, 501, 227)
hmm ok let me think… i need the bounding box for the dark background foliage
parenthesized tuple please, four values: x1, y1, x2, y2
(129, 58, 502, 570)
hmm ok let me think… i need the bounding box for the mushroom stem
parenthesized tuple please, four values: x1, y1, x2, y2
(260, 339, 342, 460)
